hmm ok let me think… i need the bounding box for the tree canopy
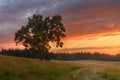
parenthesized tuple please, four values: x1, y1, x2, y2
(14, 14, 66, 54)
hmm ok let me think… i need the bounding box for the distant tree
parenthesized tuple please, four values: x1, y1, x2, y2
(14, 14, 66, 60)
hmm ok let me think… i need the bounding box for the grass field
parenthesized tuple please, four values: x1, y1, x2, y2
(63, 60, 120, 80)
(0, 55, 120, 80)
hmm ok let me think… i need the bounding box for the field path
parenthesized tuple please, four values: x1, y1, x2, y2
(60, 60, 120, 80)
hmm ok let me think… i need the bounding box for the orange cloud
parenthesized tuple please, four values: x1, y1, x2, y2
(62, 4, 120, 41)
(52, 46, 120, 55)
(1, 0, 120, 55)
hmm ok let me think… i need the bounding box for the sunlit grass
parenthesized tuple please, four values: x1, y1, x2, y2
(0, 55, 79, 80)
(62, 60, 120, 80)
(0, 55, 120, 80)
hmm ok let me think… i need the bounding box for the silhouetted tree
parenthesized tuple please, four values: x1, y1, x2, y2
(14, 14, 66, 60)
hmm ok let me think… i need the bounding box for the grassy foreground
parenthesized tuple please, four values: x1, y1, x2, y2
(0, 55, 79, 80)
(63, 60, 120, 80)
(0, 55, 120, 80)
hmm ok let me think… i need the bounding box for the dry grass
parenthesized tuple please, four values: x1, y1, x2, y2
(62, 60, 120, 80)
(0, 55, 79, 80)
(0, 55, 120, 80)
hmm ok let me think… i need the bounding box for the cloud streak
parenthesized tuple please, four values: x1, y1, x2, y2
(0, 0, 120, 52)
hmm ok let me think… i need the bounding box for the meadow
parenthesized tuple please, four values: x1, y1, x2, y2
(0, 55, 120, 80)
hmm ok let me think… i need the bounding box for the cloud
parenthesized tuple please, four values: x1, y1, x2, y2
(52, 46, 120, 55)
(62, 2, 120, 40)
(0, 0, 120, 49)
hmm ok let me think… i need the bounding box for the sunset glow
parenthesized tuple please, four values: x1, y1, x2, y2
(0, 0, 120, 55)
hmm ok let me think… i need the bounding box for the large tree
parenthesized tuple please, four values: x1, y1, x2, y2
(14, 14, 66, 58)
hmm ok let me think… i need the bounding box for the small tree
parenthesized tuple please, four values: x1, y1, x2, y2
(14, 14, 66, 60)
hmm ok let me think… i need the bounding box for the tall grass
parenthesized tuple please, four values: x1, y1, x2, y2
(0, 55, 120, 80)
(62, 60, 120, 80)
(0, 55, 79, 80)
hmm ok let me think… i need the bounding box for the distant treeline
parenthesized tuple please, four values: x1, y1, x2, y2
(0, 49, 120, 61)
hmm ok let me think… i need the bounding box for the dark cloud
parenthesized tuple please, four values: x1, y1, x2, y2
(62, 0, 120, 39)
(0, 0, 120, 49)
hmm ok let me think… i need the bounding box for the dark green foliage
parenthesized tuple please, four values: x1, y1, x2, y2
(1, 49, 120, 61)
(14, 14, 65, 59)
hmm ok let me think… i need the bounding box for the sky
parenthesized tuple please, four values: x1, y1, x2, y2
(0, 0, 120, 55)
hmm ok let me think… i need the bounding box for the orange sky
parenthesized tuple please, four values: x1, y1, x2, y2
(0, 0, 120, 55)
